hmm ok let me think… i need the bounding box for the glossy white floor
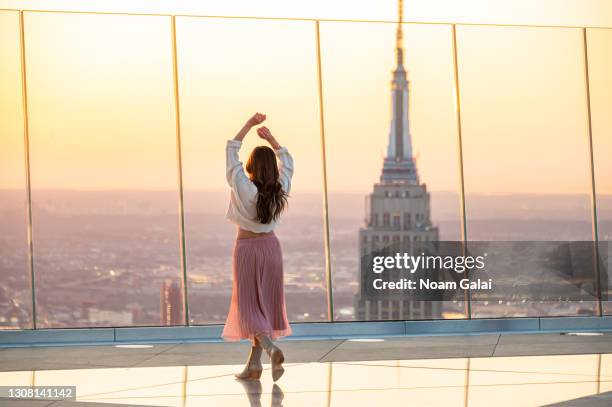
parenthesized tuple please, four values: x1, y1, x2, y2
(0, 353, 611, 406)
(1, 332, 612, 406)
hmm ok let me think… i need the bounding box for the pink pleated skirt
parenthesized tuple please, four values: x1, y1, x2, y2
(222, 233, 292, 341)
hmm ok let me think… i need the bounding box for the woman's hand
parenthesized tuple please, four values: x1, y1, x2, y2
(247, 113, 266, 128)
(257, 126, 281, 149)
(234, 113, 266, 142)
(256, 126, 272, 141)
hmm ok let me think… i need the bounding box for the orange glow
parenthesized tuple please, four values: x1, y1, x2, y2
(0, 354, 609, 406)
(0, 2, 610, 195)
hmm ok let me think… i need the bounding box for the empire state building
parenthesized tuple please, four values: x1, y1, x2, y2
(355, 0, 442, 321)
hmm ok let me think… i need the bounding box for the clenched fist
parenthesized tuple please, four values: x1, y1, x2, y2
(247, 112, 266, 127)
(256, 126, 273, 141)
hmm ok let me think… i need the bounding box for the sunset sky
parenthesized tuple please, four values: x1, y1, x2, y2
(0, 0, 610, 195)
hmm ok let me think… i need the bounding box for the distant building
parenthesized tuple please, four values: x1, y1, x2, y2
(126, 302, 144, 325)
(88, 308, 133, 326)
(0, 287, 29, 328)
(160, 279, 183, 325)
(355, 0, 441, 321)
(81, 300, 95, 321)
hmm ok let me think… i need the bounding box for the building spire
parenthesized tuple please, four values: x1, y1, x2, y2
(396, 0, 404, 67)
(380, 0, 418, 184)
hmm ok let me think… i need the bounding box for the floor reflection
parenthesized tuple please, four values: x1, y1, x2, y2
(0, 354, 610, 406)
(236, 380, 284, 407)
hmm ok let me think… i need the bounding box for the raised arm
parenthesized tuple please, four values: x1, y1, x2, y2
(226, 113, 266, 190)
(257, 126, 294, 193)
(233, 112, 266, 142)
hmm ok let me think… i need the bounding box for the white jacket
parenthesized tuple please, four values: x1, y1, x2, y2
(225, 139, 294, 232)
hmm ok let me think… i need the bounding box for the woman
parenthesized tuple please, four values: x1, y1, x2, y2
(222, 112, 294, 382)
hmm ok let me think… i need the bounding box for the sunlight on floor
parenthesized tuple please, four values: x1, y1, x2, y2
(0, 353, 610, 406)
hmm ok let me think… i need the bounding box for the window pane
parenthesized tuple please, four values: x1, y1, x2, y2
(320, 22, 465, 321)
(588, 28, 612, 315)
(458, 26, 598, 317)
(0, 11, 32, 329)
(25, 13, 183, 327)
(177, 18, 327, 324)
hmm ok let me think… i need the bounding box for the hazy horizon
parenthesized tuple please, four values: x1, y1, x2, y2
(1, 2, 611, 328)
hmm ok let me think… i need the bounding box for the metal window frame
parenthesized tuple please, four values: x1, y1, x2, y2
(6, 8, 609, 330)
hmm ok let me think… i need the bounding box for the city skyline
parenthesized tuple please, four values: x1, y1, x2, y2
(0, 4, 611, 329)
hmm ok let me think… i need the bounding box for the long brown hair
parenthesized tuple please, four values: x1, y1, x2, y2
(245, 146, 288, 224)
